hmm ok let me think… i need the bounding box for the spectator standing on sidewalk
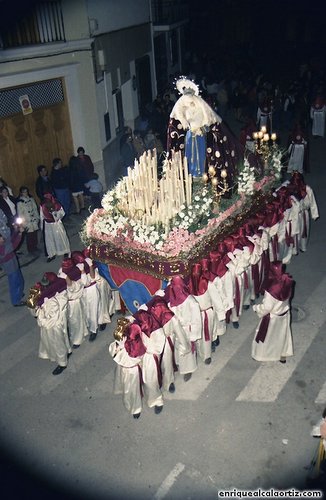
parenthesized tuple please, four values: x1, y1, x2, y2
(0, 224, 25, 307)
(16, 186, 40, 255)
(51, 158, 71, 217)
(0, 186, 17, 229)
(0, 177, 14, 196)
(0, 208, 10, 238)
(76, 146, 94, 199)
(35, 165, 54, 203)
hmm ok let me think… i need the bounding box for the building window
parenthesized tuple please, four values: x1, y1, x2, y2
(104, 112, 111, 142)
(112, 89, 124, 134)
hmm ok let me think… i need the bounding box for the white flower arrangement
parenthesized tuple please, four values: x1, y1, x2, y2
(269, 148, 283, 180)
(173, 186, 213, 231)
(82, 158, 277, 258)
(82, 178, 217, 255)
(237, 158, 256, 197)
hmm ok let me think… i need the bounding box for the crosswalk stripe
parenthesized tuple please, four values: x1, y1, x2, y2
(315, 381, 326, 405)
(236, 278, 326, 402)
(37, 334, 112, 396)
(0, 304, 30, 333)
(153, 463, 185, 500)
(0, 331, 37, 376)
(164, 309, 257, 401)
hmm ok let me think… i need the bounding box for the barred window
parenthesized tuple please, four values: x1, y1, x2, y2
(0, 79, 64, 118)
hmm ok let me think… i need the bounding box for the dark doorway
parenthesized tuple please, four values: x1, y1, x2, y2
(135, 55, 152, 114)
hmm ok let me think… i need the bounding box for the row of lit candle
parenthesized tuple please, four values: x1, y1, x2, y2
(203, 165, 228, 185)
(253, 126, 277, 142)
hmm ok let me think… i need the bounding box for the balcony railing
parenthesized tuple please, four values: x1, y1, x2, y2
(0, 0, 65, 49)
(152, 0, 189, 26)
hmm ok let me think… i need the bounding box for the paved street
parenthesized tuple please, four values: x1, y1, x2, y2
(0, 123, 325, 500)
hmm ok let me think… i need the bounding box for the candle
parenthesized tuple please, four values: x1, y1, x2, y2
(253, 132, 259, 139)
(271, 133, 277, 141)
(261, 126, 267, 134)
(263, 133, 269, 142)
(183, 155, 189, 179)
(208, 165, 216, 176)
(188, 174, 192, 205)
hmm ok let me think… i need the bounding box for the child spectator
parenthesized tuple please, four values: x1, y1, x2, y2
(84, 173, 103, 210)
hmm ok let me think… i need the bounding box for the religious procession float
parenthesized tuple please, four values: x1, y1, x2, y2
(26, 78, 319, 418)
(81, 77, 283, 310)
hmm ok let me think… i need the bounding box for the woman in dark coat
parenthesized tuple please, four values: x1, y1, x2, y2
(0, 186, 17, 229)
(68, 155, 86, 214)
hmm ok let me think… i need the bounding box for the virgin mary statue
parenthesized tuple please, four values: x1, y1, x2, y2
(167, 77, 261, 188)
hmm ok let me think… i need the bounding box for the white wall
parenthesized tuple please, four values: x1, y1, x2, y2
(86, 0, 150, 35)
(62, 0, 90, 40)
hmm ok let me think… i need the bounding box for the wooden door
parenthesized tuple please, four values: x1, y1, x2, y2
(0, 78, 73, 200)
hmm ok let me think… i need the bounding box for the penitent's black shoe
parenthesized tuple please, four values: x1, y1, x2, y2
(232, 321, 239, 329)
(52, 365, 66, 376)
(99, 323, 107, 331)
(47, 256, 55, 263)
(183, 373, 192, 382)
(154, 405, 163, 415)
(168, 383, 175, 393)
(212, 337, 220, 348)
(89, 332, 97, 342)
(133, 413, 141, 419)
(14, 301, 26, 307)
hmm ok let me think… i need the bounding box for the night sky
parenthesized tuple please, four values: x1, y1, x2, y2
(186, 0, 325, 80)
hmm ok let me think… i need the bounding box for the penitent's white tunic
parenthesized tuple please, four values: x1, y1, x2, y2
(35, 292, 71, 367)
(193, 290, 215, 362)
(287, 142, 306, 174)
(207, 280, 227, 337)
(298, 185, 319, 252)
(310, 106, 326, 137)
(95, 269, 113, 325)
(169, 295, 202, 374)
(40, 207, 70, 258)
(162, 315, 195, 376)
(80, 273, 99, 334)
(251, 291, 293, 362)
(109, 341, 142, 416)
(66, 280, 89, 346)
(141, 328, 165, 408)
